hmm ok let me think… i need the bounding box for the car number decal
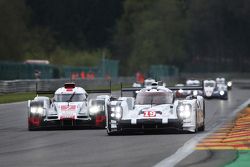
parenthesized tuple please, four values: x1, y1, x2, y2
(61, 105, 76, 111)
(144, 111, 156, 117)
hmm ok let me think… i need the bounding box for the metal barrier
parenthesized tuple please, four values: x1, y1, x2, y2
(0, 77, 135, 93)
(0, 73, 249, 93)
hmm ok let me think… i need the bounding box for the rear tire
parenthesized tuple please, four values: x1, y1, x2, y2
(199, 120, 205, 131)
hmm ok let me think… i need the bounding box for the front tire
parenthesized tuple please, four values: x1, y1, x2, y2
(199, 101, 205, 131)
(28, 123, 38, 131)
(107, 129, 121, 136)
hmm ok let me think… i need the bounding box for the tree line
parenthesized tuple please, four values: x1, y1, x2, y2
(0, 0, 250, 75)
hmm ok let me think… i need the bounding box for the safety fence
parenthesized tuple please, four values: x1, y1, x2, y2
(149, 65, 179, 80)
(0, 59, 119, 80)
(0, 77, 135, 93)
(0, 72, 249, 93)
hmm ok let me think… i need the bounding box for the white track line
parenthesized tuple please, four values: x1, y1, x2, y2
(154, 98, 250, 167)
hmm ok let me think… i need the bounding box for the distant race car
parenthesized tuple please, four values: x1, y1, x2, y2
(203, 79, 228, 99)
(215, 78, 228, 99)
(227, 80, 232, 90)
(27, 83, 111, 130)
(175, 80, 203, 98)
(132, 78, 156, 88)
(106, 82, 205, 135)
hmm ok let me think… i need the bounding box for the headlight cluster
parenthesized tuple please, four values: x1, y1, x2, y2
(110, 106, 122, 119)
(89, 105, 104, 115)
(219, 91, 225, 96)
(193, 90, 198, 96)
(30, 107, 44, 115)
(177, 104, 192, 119)
(227, 81, 232, 87)
(178, 89, 184, 94)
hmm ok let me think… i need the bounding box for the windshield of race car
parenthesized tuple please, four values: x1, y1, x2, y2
(54, 94, 86, 102)
(90, 99, 105, 106)
(135, 92, 173, 105)
(204, 82, 215, 87)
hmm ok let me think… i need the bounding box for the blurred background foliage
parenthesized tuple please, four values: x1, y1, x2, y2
(0, 0, 250, 75)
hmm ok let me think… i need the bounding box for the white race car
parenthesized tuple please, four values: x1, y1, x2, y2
(203, 79, 228, 99)
(106, 83, 205, 135)
(27, 83, 111, 130)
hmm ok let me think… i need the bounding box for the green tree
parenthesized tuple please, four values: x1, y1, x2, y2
(0, 0, 28, 61)
(113, 0, 188, 75)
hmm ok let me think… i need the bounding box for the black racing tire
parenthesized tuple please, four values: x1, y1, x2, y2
(199, 119, 205, 131)
(198, 101, 205, 131)
(200, 102, 205, 131)
(107, 129, 120, 136)
(28, 123, 38, 131)
(199, 124, 205, 131)
(194, 111, 198, 133)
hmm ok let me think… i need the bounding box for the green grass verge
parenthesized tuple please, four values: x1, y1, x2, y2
(0, 92, 37, 104)
(0, 84, 133, 104)
(0, 85, 123, 104)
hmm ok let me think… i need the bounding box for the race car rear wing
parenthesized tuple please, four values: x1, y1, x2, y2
(35, 83, 55, 94)
(167, 86, 203, 91)
(35, 81, 112, 95)
(86, 80, 112, 94)
(120, 83, 203, 97)
(85, 89, 111, 94)
(120, 83, 142, 97)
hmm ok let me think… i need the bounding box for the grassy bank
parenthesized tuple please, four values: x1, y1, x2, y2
(0, 92, 37, 104)
(0, 84, 130, 104)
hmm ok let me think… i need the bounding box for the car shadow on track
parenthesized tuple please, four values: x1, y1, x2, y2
(107, 128, 204, 136)
(29, 126, 106, 131)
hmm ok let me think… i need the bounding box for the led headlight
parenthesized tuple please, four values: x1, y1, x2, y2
(110, 106, 123, 119)
(219, 91, 225, 96)
(115, 106, 122, 113)
(30, 107, 44, 115)
(178, 89, 184, 94)
(193, 90, 198, 96)
(111, 113, 115, 117)
(89, 106, 100, 115)
(115, 113, 122, 119)
(227, 81, 232, 87)
(177, 104, 191, 119)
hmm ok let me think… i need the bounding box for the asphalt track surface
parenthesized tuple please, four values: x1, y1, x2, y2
(0, 88, 249, 167)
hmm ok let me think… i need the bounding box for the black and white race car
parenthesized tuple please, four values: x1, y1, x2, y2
(106, 83, 205, 135)
(27, 83, 111, 130)
(203, 79, 228, 99)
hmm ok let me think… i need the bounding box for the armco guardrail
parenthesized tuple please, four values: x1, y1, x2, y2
(0, 77, 135, 93)
(232, 79, 250, 89)
(180, 72, 250, 80)
(0, 73, 249, 93)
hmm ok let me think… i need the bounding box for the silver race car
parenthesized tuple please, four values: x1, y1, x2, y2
(106, 82, 205, 135)
(175, 80, 203, 98)
(27, 83, 111, 130)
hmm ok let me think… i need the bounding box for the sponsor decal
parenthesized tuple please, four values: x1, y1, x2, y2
(61, 105, 76, 111)
(60, 105, 77, 119)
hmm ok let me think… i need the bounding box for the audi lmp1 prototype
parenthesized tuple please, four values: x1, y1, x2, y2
(106, 83, 205, 135)
(203, 79, 228, 99)
(27, 83, 110, 130)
